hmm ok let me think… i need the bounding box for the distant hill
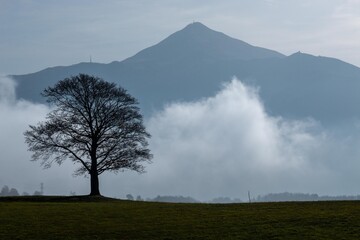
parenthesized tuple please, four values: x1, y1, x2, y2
(11, 22, 360, 123)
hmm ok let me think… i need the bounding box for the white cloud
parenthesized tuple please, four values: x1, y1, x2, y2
(0, 76, 89, 195)
(0, 75, 16, 103)
(139, 78, 359, 200)
(2, 75, 360, 200)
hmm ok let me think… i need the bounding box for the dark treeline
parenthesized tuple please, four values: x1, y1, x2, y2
(0, 185, 43, 197)
(0, 185, 19, 196)
(125, 194, 199, 203)
(3, 187, 360, 202)
(149, 195, 199, 203)
(126, 193, 360, 203)
(126, 194, 242, 203)
(256, 192, 360, 202)
(209, 197, 242, 203)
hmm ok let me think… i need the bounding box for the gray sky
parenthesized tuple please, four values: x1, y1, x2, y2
(1, 0, 360, 75)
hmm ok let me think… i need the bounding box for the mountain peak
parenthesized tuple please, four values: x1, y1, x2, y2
(124, 22, 285, 63)
(182, 22, 211, 31)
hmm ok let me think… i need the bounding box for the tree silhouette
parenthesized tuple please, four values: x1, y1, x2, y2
(126, 194, 134, 201)
(24, 74, 152, 196)
(0, 185, 9, 196)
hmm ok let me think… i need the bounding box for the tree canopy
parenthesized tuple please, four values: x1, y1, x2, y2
(24, 74, 152, 195)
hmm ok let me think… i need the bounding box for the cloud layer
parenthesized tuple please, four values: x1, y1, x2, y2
(0, 76, 89, 195)
(140, 78, 360, 200)
(2, 76, 360, 200)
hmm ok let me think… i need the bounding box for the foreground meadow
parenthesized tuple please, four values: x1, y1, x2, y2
(1, 197, 360, 239)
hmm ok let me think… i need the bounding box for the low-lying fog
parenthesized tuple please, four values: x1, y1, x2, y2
(1, 76, 360, 201)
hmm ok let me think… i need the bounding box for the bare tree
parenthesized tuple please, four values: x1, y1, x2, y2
(126, 194, 134, 201)
(24, 74, 152, 196)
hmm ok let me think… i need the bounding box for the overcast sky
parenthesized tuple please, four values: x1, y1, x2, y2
(1, 0, 360, 75)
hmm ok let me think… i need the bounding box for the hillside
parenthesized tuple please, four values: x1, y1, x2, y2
(12, 22, 360, 123)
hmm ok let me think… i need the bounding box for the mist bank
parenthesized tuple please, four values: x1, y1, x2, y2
(137, 78, 360, 200)
(2, 76, 360, 200)
(0, 76, 90, 195)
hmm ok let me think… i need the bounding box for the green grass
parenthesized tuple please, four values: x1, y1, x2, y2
(1, 197, 360, 239)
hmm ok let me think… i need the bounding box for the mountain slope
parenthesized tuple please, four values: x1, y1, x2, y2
(11, 23, 360, 123)
(123, 22, 285, 64)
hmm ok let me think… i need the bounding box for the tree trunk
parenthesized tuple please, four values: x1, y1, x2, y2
(90, 170, 100, 196)
(90, 144, 100, 196)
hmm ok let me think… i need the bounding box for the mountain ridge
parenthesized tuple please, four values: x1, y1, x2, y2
(11, 22, 360, 123)
(123, 22, 285, 64)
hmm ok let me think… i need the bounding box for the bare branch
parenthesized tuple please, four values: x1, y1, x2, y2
(24, 74, 152, 195)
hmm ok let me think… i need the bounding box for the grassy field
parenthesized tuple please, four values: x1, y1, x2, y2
(1, 196, 360, 239)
